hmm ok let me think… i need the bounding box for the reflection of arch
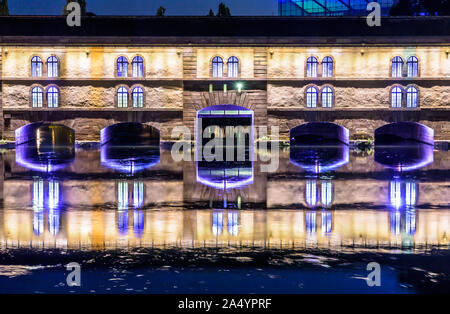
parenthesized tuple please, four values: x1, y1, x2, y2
(290, 122, 349, 145)
(15, 123, 75, 172)
(374, 122, 434, 145)
(100, 122, 160, 146)
(374, 143, 433, 171)
(290, 144, 349, 173)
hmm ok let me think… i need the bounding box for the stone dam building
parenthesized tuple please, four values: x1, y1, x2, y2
(0, 16, 449, 143)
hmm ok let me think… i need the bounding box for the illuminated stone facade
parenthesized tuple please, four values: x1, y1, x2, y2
(0, 16, 449, 141)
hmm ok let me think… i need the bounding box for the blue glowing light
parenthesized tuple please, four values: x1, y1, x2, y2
(212, 211, 224, 236)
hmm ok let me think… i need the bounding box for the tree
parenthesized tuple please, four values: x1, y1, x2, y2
(63, 0, 87, 16)
(421, 0, 443, 14)
(390, 0, 416, 15)
(207, 9, 215, 16)
(217, 3, 231, 17)
(156, 6, 166, 16)
(0, 0, 9, 16)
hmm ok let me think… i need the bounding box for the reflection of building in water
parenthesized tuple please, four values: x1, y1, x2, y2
(1, 209, 449, 251)
(305, 179, 333, 208)
(389, 179, 418, 236)
(212, 210, 239, 236)
(32, 178, 61, 236)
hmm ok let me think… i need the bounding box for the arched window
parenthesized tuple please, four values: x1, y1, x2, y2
(306, 86, 318, 108)
(132, 86, 144, 108)
(47, 86, 59, 108)
(227, 56, 239, 78)
(391, 86, 403, 108)
(392, 56, 404, 78)
(322, 56, 333, 78)
(321, 86, 333, 108)
(31, 56, 43, 77)
(407, 56, 419, 78)
(31, 86, 44, 107)
(212, 56, 223, 77)
(406, 86, 419, 108)
(306, 56, 318, 77)
(117, 56, 128, 78)
(47, 56, 58, 78)
(132, 56, 144, 78)
(117, 86, 129, 108)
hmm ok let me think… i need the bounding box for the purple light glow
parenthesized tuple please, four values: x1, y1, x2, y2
(196, 162, 254, 190)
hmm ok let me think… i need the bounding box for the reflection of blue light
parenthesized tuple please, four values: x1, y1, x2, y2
(133, 181, 144, 208)
(48, 209, 60, 236)
(212, 211, 223, 236)
(118, 210, 129, 236)
(33, 178, 44, 210)
(321, 211, 332, 234)
(306, 211, 316, 234)
(33, 210, 44, 236)
(227, 211, 239, 236)
(133, 210, 144, 238)
(321, 180, 332, 207)
(405, 182, 417, 207)
(390, 211, 401, 235)
(374, 144, 434, 172)
(305, 180, 317, 207)
(405, 209, 416, 236)
(197, 162, 254, 190)
(118, 181, 128, 210)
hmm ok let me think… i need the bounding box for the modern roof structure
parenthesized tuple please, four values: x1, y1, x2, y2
(278, 0, 395, 16)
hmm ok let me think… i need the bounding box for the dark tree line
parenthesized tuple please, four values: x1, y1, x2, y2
(390, 0, 450, 15)
(208, 3, 231, 16)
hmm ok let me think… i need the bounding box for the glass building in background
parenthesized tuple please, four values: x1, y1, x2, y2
(278, 0, 395, 16)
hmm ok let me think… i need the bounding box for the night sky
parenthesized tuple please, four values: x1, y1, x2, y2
(9, 0, 278, 16)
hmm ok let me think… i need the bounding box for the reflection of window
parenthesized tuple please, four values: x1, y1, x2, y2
(306, 180, 317, 207)
(405, 209, 416, 236)
(132, 86, 144, 108)
(212, 56, 223, 77)
(306, 86, 318, 108)
(48, 208, 60, 236)
(405, 182, 417, 206)
(306, 211, 316, 234)
(321, 211, 332, 234)
(321, 180, 332, 207)
(47, 56, 58, 77)
(306, 56, 318, 77)
(117, 56, 128, 77)
(391, 86, 403, 108)
(33, 211, 44, 236)
(117, 86, 128, 108)
(132, 56, 144, 78)
(321, 86, 333, 108)
(406, 86, 418, 108)
(212, 212, 223, 236)
(118, 210, 129, 236)
(227, 56, 239, 78)
(392, 56, 403, 78)
(33, 178, 44, 210)
(31, 56, 43, 77)
(118, 181, 128, 210)
(322, 56, 333, 77)
(31, 86, 44, 107)
(133, 210, 144, 237)
(133, 181, 144, 208)
(406, 56, 418, 77)
(47, 86, 59, 108)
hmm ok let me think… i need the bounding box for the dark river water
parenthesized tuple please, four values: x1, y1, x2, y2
(0, 144, 449, 294)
